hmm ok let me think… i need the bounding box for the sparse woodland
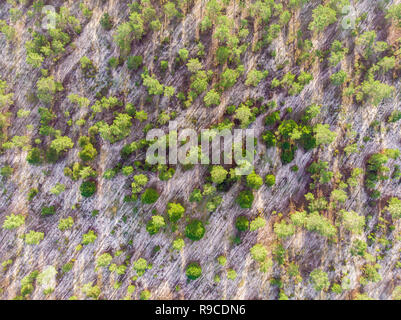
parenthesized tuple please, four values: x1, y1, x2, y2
(0, 0, 401, 300)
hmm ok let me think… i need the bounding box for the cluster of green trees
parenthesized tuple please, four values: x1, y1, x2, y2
(36, 76, 64, 104)
(2, 213, 25, 230)
(0, 19, 16, 42)
(78, 136, 98, 162)
(0, 79, 13, 147)
(338, 30, 397, 106)
(140, 70, 176, 100)
(366, 149, 400, 199)
(26, 6, 81, 68)
(188, 183, 223, 213)
(308, 5, 337, 32)
(80, 56, 97, 77)
(95, 113, 133, 143)
(262, 103, 335, 164)
(115, 0, 184, 56)
(272, 71, 313, 96)
(3, 0, 401, 299)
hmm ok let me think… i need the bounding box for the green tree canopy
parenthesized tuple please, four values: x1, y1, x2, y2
(185, 219, 205, 241)
(167, 202, 185, 223)
(186, 262, 202, 280)
(146, 215, 166, 235)
(210, 165, 228, 184)
(250, 244, 267, 262)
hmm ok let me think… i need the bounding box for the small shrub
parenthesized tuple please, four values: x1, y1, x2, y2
(100, 13, 113, 30)
(82, 230, 97, 245)
(41, 206, 56, 216)
(127, 55, 143, 70)
(235, 216, 249, 232)
(2, 214, 25, 230)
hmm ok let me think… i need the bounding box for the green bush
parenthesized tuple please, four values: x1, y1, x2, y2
(146, 215, 165, 235)
(185, 219, 205, 241)
(204, 89, 221, 107)
(250, 244, 268, 262)
(28, 188, 39, 201)
(386, 197, 401, 219)
(82, 230, 97, 245)
(160, 60, 168, 72)
(245, 69, 268, 87)
(108, 57, 119, 68)
(50, 183, 65, 196)
(172, 238, 185, 251)
(133, 258, 149, 276)
(167, 202, 185, 223)
(24, 230, 44, 245)
(189, 189, 203, 202)
(186, 262, 202, 280)
(262, 131, 277, 148)
(235, 216, 249, 232)
(141, 188, 159, 204)
(310, 269, 330, 292)
(140, 289, 151, 300)
(386, 4, 401, 27)
(58, 217, 74, 231)
(250, 217, 266, 231)
(265, 111, 280, 126)
(36, 76, 63, 104)
(122, 166, 134, 176)
(82, 282, 100, 299)
(215, 256, 226, 268)
(100, 13, 113, 30)
(210, 165, 228, 184)
(41, 206, 56, 216)
(178, 48, 189, 61)
(330, 70, 347, 86)
(236, 190, 254, 209)
(27, 147, 43, 165)
(2, 214, 25, 230)
(96, 253, 112, 268)
(80, 181, 97, 198)
(51, 136, 74, 154)
(274, 221, 295, 239)
(216, 46, 230, 65)
(265, 174, 276, 187)
(227, 269, 237, 280)
(0, 165, 14, 178)
(96, 113, 132, 143)
(308, 5, 337, 32)
(246, 172, 263, 190)
(280, 141, 297, 164)
(79, 143, 97, 162)
(127, 55, 143, 70)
